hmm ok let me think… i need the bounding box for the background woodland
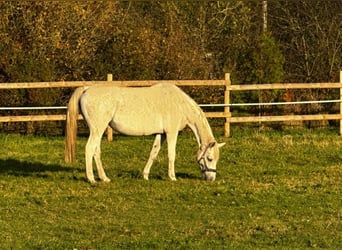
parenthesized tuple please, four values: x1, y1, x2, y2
(0, 1, 341, 133)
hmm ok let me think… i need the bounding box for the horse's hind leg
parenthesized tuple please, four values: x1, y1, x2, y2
(85, 130, 110, 183)
(85, 132, 99, 184)
(143, 134, 162, 180)
(94, 143, 111, 183)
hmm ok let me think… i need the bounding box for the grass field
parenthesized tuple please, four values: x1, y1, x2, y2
(0, 127, 341, 249)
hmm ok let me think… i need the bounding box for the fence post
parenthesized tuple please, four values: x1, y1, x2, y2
(106, 74, 113, 142)
(224, 73, 231, 137)
(340, 71, 342, 135)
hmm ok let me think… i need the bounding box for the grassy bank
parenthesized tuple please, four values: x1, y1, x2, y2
(0, 128, 341, 249)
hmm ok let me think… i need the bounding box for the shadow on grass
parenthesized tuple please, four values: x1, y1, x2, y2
(0, 158, 202, 182)
(176, 172, 199, 180)
(114, 169, 199, 180)
(0, 158, 80, 178)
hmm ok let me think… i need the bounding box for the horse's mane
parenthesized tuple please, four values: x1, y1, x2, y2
(156, 83, 214, 143)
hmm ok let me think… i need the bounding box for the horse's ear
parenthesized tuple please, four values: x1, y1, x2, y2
(217, 142, 225, 148)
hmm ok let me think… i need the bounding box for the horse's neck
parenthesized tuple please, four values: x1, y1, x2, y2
(178, 89, 215, 147)
(187, 110, 215, 147)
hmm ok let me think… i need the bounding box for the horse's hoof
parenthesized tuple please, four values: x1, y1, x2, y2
(103, 177, 111, 183)
(89, 179, 96, 185)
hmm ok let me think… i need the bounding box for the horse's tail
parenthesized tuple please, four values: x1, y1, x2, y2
(65, 87, 87, 163)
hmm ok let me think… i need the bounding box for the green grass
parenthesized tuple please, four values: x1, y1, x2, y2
(0, 128, 341, 249)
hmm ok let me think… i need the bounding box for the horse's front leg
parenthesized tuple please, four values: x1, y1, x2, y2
(166, 132, 178, 181)
(143, 134, 162, 180)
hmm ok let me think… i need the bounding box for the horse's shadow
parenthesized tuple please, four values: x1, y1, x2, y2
(0, 159, 200, 181)
(114, 169, 199, 180)
(176, 172, 199, 180)
(0, 158, 79, 178)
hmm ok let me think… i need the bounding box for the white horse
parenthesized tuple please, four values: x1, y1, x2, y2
(65, 83, 225, 184)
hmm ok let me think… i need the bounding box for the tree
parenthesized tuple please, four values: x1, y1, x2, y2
(269, 0, 342, 82)
(268, 0, 341, 120)
(0, 1, 340, 133)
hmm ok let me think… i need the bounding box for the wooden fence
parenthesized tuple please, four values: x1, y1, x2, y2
(0, 74, 230, 138)
(1, 72, 342, 137)
(226, 71, 342, 136)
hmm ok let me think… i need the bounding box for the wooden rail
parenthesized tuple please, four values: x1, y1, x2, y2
(0, 74, 231, 137)
(223, 71, 342, 136)
(1, 71, 342, 137)
(229, 82, 342, 90)
(0, 80, 227, 89)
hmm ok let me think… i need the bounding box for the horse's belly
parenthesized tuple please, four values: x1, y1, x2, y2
(111, 113, 164, 136)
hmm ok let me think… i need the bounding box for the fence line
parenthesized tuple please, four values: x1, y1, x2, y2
(0, 75, 231, 138)
(0, 106, 67, 110)
(0, 80, 227, 89)
(224, 71, 342, 136)
(228, 82, 342, 90)
(1, 72, 342, 137)
(230, 114, 342, 123)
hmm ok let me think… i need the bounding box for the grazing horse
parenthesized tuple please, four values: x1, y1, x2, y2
(65, 83, 225, 183)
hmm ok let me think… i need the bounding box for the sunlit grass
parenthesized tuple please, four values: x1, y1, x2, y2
(0, 128, 341, 249)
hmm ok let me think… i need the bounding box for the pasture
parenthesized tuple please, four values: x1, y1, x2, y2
(0, 128, 341, 249)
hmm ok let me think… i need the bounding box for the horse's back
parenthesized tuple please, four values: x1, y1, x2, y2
(80, 83, 190, 135)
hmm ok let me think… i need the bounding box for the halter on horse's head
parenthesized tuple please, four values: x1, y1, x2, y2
(197, 141, 225, 181)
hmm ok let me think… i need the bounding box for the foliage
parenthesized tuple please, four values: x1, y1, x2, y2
(269, 0, 342, 82)
(0, 1, 341, 133)
(238, 33, 284, 85)
(0, 128, 341, 249)
(231, 32, 285, 116)
(0, 1, 340, 83)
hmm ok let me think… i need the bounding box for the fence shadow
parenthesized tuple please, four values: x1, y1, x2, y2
(0, 158, 78, 178)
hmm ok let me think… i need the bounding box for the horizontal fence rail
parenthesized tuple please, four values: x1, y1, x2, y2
(3, 97, 340, 111)
(0, 75, 231, 138)
(199, 99, 342, 107)
(1, 80, 341, 90)
(0, 80, 228, 89)
(223, 71, 342, 136)
(1, 72, 342, 137)
(228, 82, 342, 90)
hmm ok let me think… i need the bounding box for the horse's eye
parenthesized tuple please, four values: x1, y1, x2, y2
(207, 157, 213, 162)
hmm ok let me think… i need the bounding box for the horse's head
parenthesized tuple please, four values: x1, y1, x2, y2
(197, 141, 225, 181)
